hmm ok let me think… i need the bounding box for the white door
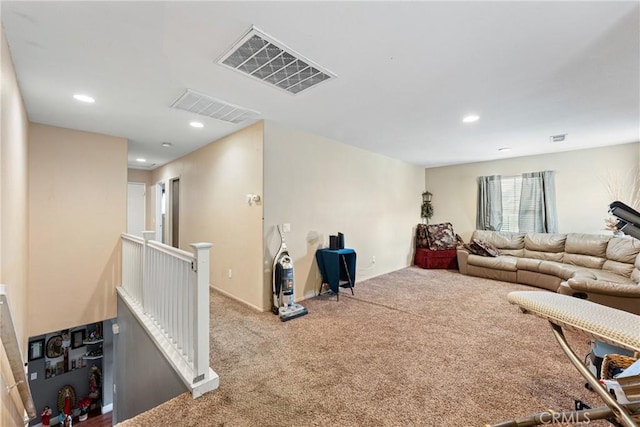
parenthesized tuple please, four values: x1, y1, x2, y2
(127, 182, 145, 237)
(155, 181, 166, 243)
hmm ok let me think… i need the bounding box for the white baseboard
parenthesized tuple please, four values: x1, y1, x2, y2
(101, 403, 113, 414)
(211, 284, 316, 312)
(210, 285, 265, 312)
(303, 290, 318, 301)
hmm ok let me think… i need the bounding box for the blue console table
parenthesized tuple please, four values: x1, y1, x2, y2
(315, 248, 356, 300)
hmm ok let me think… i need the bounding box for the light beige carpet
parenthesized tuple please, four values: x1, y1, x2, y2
(119, 267, 612, 426)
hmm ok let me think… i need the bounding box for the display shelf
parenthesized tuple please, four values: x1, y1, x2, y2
(83, 332, 104, 361)
(82, 355, 103, 360)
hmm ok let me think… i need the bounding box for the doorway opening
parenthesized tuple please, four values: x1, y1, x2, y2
(170, 178, 180, 248)
(127, 182, 145, 237)
(155, 182, 166, 244)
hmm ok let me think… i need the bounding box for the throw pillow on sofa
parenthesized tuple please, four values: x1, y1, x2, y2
(463, 238, 500, 257)
(473, 238, 500, 257)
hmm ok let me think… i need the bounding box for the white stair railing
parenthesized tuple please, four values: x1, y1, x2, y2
(0, 285, 36, 422)
(119, 232, 218, 397)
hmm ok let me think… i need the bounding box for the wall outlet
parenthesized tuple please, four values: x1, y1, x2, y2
(30, 372, 37, 381)
(228, 269, 232, 279)
(372, 255, 376, 264)
(282, 223, 291, 233)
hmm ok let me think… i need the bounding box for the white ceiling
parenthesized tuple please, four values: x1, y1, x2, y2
(2, 1, 639, 170)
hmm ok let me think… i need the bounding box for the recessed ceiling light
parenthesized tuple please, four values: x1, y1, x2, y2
(136, 158, 147, 162)
(161, 142, 173, 148)
(190, 121, 204, 128)
(498, 147, 512, 152)
(73, 94, 95, 103)
(462, 115, 479, 123)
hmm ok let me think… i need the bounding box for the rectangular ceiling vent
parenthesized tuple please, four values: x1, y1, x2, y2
(218, 26, 336, 95)
(128, 161, 156, 170)
(170, 89, 260, 124)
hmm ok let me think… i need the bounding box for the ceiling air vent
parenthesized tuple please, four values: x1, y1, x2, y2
(218, 26, 336, 95)
(170, 89, 260, 124)
(128, 161, 157, 170)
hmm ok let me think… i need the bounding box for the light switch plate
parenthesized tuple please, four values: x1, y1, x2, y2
(30, 372, 37, 381)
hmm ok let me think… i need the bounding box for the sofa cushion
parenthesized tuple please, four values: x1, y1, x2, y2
(523, 249, 564, 262)
(516, 258, 542, 272)
(522, 233, 565, 262)
(568, 278, 640, 297)
(633, 254, 640, 284)
(606, 237, 640, 263)
(591, 269, 636, 285)
(603, 260, 635, 278)
(499, 248, 525, 257)
(563, 253, 607, 269)
(564, 233, 611, 257)
(467, 254, 518, 272)
(602, 236, 638, 278)
(538, 261, 589, 281)
(524, 233, 567, 252)
(472, 230, 525, 257)
(473, 230, 525, 249)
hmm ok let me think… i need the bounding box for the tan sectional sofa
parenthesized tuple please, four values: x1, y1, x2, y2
(456, 230, 640, 315)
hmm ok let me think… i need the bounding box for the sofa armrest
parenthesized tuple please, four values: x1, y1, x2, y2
(456, 248, 470, 275)
(567, 278, 640, 298)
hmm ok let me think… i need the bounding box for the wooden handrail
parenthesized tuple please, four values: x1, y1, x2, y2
(0, 285, 36, 421)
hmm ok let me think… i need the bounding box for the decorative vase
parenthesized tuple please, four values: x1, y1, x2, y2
(79, 412, 88, 422)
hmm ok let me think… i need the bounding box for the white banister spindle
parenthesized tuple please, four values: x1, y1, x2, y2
(121, 233, 144, 304)
(178, 264, 185, 352)
(190, 242, 212, 382)
(142, 231, 155, 314)
(119, 233, 217, 397)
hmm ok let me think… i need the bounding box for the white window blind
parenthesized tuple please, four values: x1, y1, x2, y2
(500, 175, 522, 232)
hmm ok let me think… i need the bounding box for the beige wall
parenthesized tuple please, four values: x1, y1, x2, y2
(263, 121, 424, 309)
(0, 23, 30, 426)
(424, 142, 640, 241)
(128, 168, 154, 230)
(28, 124, 127, 335)
(151, 122, 264, 310)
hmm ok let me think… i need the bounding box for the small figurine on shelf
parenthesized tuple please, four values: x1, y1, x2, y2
(88, 365, 102, 400)
(60, 413, 72, 427)
(86, 327, 103, 343)
(63, 388, 72, 416)
(40, 406, 52, 427)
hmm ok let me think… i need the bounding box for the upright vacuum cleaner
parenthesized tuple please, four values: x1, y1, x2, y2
(272, 225, 308, 321)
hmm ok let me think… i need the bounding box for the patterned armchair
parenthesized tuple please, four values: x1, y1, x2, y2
(414, 223, 459, 269)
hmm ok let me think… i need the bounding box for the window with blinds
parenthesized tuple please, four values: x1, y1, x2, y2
(500, 175, 522, 232)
